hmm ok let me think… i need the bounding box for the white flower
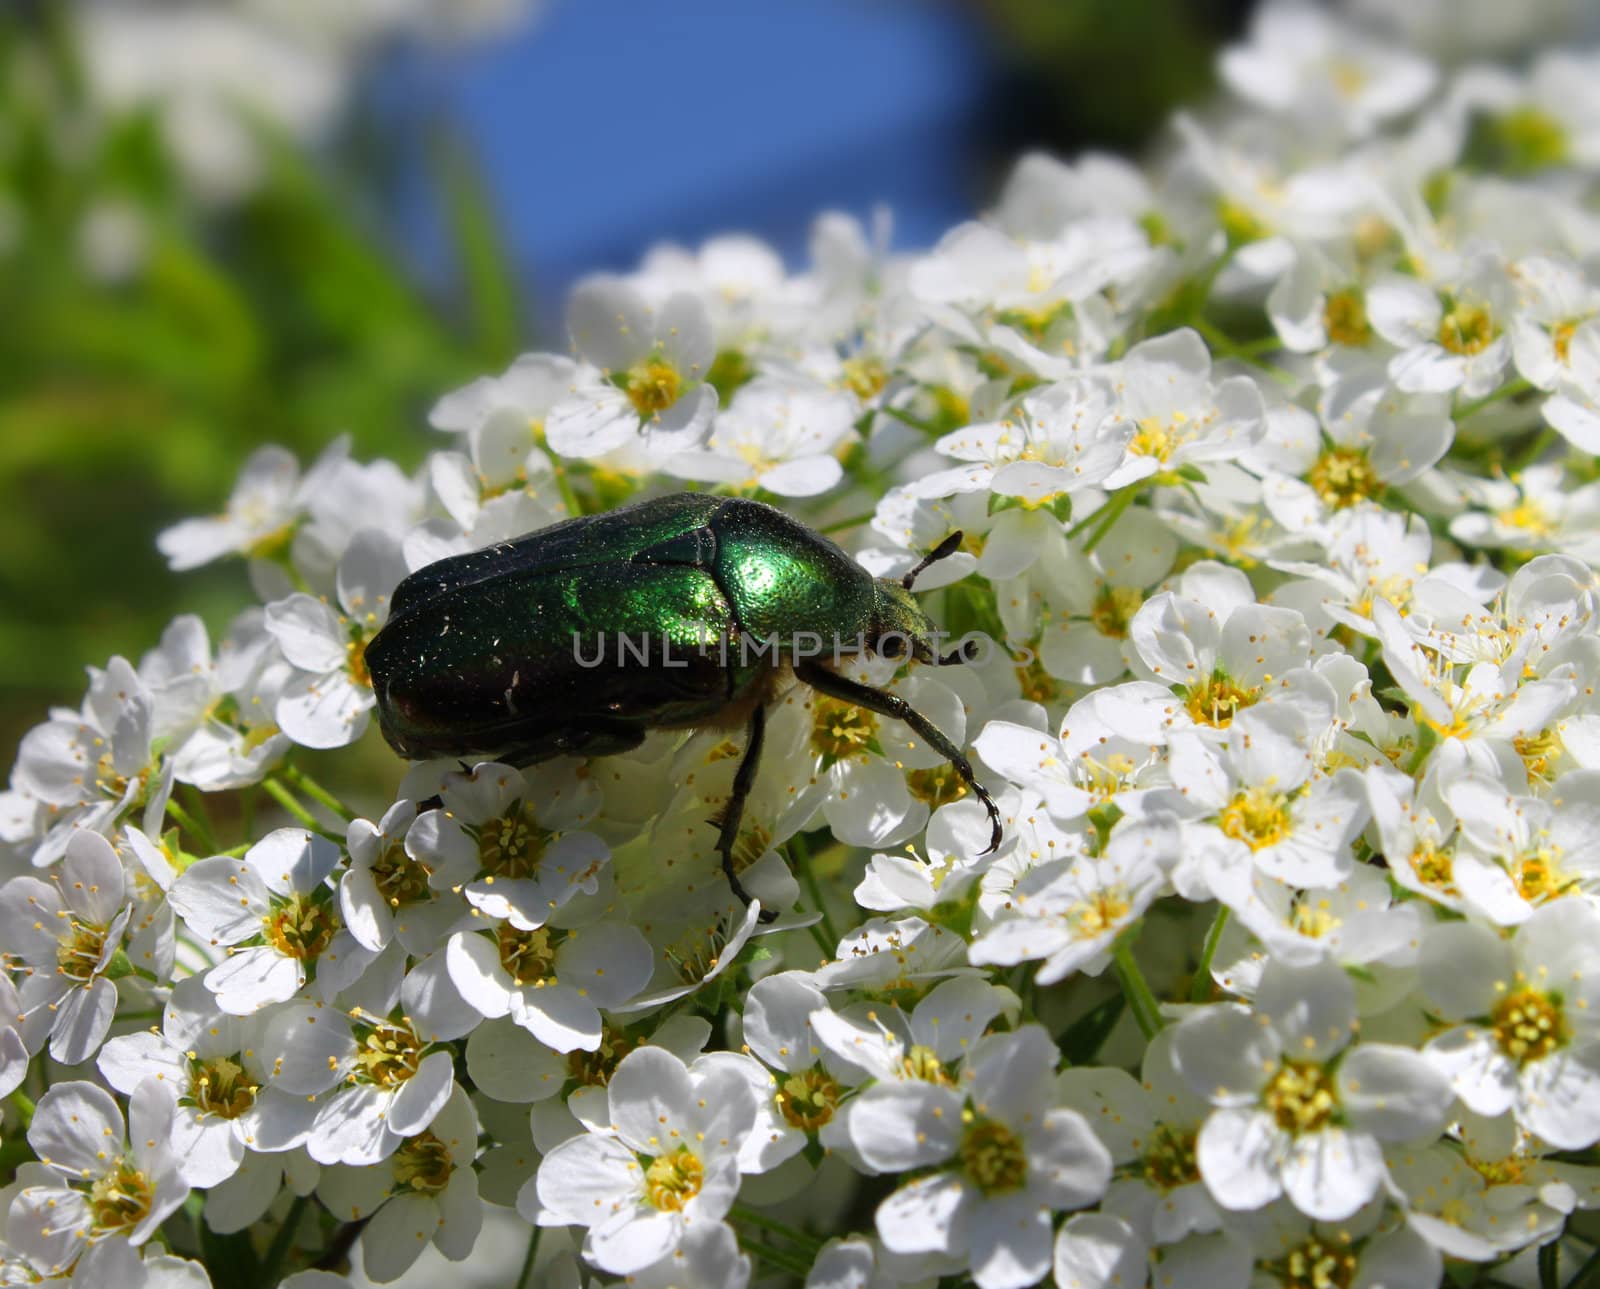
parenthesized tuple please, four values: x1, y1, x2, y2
(446, 919, 653, 1052)
(1367, 253, 1514, 397)
(1419, 900, 1600, 1148)
(265, 527, 407, 749)
(404, 759, 609, 930)
(0, 831, 134, 1064)
(156, 439, 346, 571)
(969, 817, 1176, 984)
(535, 1046, 757, 1275)
(11, 655, 172, 866)
(316, 1083, 482, 1283)
(1171, 957, 1452, 1220)
(666, 376, 858, 497)
(933, 376, 1132, 506)
(169, 828, 367, 1014)
(545, 278, 716, 458)
(867, 1026, 1112, 1289)
(8, 1080, 188, 1276)
(97, 975, 311, 1187)
(1102, 330, 1268, 488)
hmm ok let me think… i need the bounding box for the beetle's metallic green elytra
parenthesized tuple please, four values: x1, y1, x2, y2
(364, 493, 1001, 912)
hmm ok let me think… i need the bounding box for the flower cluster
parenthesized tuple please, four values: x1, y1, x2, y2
(10, 3, 1600, 1287)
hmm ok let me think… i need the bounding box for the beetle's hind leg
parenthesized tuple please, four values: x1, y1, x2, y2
(795, 658, 1004, 855)
(712, 704, 776, 922)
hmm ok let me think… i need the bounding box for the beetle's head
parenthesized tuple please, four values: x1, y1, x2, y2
(866, 531, 973, 666)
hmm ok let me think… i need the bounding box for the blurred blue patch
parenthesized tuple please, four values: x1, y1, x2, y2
(422, 0, 993, 325)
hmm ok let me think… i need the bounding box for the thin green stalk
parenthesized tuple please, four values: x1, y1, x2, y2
(731, 1203, 824, 1254)
(164, 798, 217, 855)
(261, 778, 345, 845)
(789, 834, 839, 949)
(1455, 377, 1532, 422)
(1190, 907, 1231, 1003)
(1066, 486, 1136, 544)
(1539, 1239, 1559, 1289)
(1082, 485, 1139, 553)
(1112, 935, 1164, 1040)
(513, 1225, 541, 1289)
(1566, 1242, 1600, 1287)
(819, 511, 879, 535)
(281, 765, 357, 823)
(741, 1236, 812, 1279)
(7, 1089, 35, 1129)
(879, 404, 942, 435)
(258, 1193, 308, 1289)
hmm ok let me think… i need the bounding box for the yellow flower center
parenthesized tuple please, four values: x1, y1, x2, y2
(1323, 289, 1372, 347)
(478, 801, 551, 880)
(1263, 1060, 1337, 1135)
(1139, 1122, 1200, 1192)
(1220, 786, 1292, 851)
(1490, 986, 1568, 1066)
(1130, 415, 1191, 463)
(1504, 498, 1555, 538)
(346, 637, 372, 689)
(497, 924, 556, 987)
(393, 1131, 453, 1195)
(1289, 896, 1340, 939)
(1513, 846, 1571, 904)
(1515, 728, 1564, 786)
(1066, 889, 1131, 940)
(262, 892, 337, 961)
(1437, 297, 1497, 356)
(1217, 198, 1268, 247)
(370, 841, 431, 909)
(189, 1055, 256, 1119)
(1015, 655, 1060, 705)
(626, 359, 684, 417)
(842, 356, 888, 401)
(810, 696, 878, 762)
(1410, 842, 1456, 893)
(644, 1146, 704, 1212)
(56, 918, 111, 982)
(1183, 671, 1259, 728)
(1281, 1237, 1358, 1289)
(900, 1044, 953, 1086)
(906, 763, 968, 810)
(1091, 585, 1142, 639)
(567, 1029, 642, 1087)
(959, 1115, 1028, 1196)
(1487, 106, 1570, 173)
(1553, 320, 1579, 364)
(88, 1159, 154, 1234)
(352, 1020, 425, 1088)
(1308, 446, 1380, 510)
(776, 1068, 842, 1132)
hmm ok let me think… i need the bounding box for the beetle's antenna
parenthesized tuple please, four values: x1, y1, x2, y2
(902, 531, 964, 590)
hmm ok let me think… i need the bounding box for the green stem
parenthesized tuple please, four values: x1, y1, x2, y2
(258, 1193, 308, 1289)
(1565, 1242, 1600, 1288)
(879, 404, 942, 436)
(1510, 427, 1559, 473)
(7, 1089, 35, 1129)
(513, 1225, 541, 1289)
(281, 765, 357, 823)
(1190, 906, 1230, 1003)
(1112, 935, 1164, 1040)
(745, 1239, 812, 1279)
(1079, 486, 1139, 554)
(1539, 1238, 1558, 1289)
(788, 834, 839, 950)
(1455, 377, 1533, 422)
(164, 798, 217, 855)
(261, 779, 345, 845)
(1066, 486, 1135, 545)
(731, 1203, 823, 1254)
(819, 510, 879, 535)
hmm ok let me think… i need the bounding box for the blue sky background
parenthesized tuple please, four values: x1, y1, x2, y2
(396, 0, 995, 329)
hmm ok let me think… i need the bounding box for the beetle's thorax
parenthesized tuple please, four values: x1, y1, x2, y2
(869, 579, 941, 664)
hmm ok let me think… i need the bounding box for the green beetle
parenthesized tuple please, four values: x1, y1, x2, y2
(365, 493, 1001, 913)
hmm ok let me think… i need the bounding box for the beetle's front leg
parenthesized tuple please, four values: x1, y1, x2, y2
(713, 704, 775, 922)
(794, 658, 1003, 854)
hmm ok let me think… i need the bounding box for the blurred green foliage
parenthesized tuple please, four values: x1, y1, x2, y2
(0, 6, 521, 753)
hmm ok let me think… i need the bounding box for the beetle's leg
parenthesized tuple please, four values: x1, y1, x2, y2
(935, 637, 982, 666)
(713, 704, 775, 922)
(794, 658, 1003, 855)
